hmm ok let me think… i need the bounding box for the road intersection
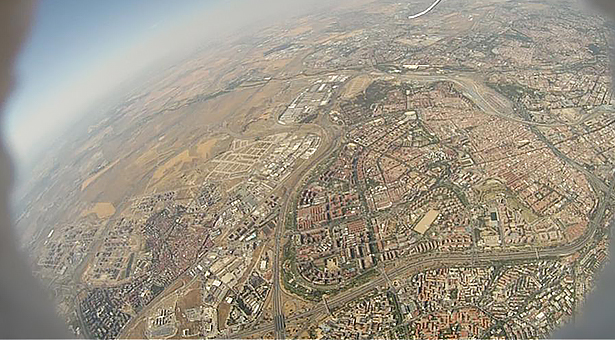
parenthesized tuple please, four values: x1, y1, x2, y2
(232, 72, 615, 339)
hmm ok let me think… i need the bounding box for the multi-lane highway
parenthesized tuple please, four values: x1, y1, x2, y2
(271, 114, 342, 339)
(233, 180, 612, 339)
(231, 72, 615, 339)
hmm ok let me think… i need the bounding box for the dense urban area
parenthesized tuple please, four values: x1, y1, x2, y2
(18, 0, 615, 339)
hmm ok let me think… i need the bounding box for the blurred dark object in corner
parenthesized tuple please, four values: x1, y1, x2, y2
(555, 0, 615, 339)
(589, 0, 615, 13)
(0, 0, 614, 339)
(0, 1, 71, 338)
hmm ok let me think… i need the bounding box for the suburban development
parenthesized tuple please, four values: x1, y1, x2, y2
(17, 0, 615, 339)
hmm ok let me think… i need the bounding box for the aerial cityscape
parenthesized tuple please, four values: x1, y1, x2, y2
(13, 0, 615, 339)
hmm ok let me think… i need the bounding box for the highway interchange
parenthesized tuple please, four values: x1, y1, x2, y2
(231, 71, 615, 339)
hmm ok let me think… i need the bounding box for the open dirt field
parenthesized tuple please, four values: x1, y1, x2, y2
(217, 301, 232, 331)
(80, 202, 116, 219)
(81, 159, 120, 191)
(342, 75, 373, 99)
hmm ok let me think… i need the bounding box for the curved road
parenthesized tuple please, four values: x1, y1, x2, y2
(231, 72, 615, 339)
(271, 114, 342, 339)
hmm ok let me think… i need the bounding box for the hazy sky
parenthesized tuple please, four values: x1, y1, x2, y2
(3, 0, 334, 166)
(3, 0, 213, 163)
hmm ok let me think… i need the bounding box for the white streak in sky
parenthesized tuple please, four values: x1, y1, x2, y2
(408, 0, 443, 19)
